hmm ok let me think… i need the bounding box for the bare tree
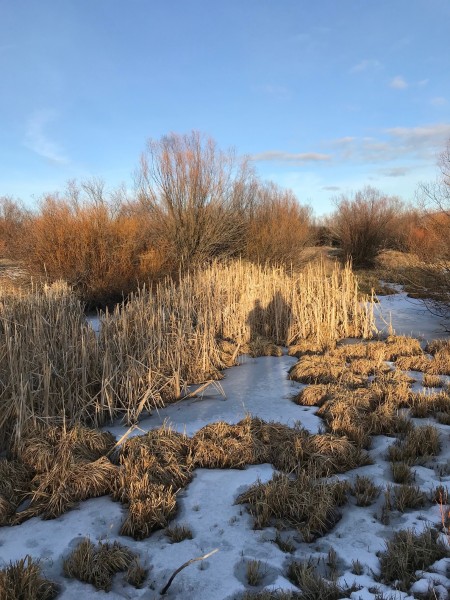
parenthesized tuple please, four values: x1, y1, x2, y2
(330, 186, 406, 267)
(244, 181, 313, 266)
(135, 131, 256, 268)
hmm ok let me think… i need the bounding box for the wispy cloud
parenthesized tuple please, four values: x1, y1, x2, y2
(250, 150, 331, 164)
(390, 76, 408, 89)
(322, 185, 341, 191)
(24, 110, 68, 164)
(322, 123, 450, 167)
(379, 167, 411, 177)
(349, 59, 382, 74)
(418, 79, 429, 87)
(431, 96, 448, 107)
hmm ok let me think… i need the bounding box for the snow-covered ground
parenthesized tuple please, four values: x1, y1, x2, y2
(1, 294, 450, 599)
(376, 289, 449, 341)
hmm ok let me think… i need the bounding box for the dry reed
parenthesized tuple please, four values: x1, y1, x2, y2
(0, 260, 376, 448)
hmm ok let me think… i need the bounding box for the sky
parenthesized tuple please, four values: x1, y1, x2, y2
(1, 0, 450, 216)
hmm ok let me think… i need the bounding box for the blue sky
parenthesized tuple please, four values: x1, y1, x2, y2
(1, 0, 449, 215)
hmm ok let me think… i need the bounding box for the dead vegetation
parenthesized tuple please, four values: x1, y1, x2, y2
(378, 527, 449, 591)
(63, 538, 136, 591)
(287, 558, 361, 599)
(387, 425, 441, 463)
(0, 555, 58, 600)
(351, 475, 381, 506)
(236, 472, 349, 542)
(0, 260, 376, 449)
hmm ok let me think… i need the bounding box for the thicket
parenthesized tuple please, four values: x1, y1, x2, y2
(327, 186, 409, 268)
(0, 132, 314, 305)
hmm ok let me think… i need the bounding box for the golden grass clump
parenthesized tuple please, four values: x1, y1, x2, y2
(292, 384, 331, 407)
(14, 423, 116, 472)
(246, 336, 283, 357)
(192, 420, 257, 468)
(351, 475, 381, 506)
(63, 538, 136, 591)
(289, 354, 365, 386)
(378, 527, 449, 591)
(10, 424, 118, 522)
(236, 471, 348, 542)
(425, 339, 450, 356)
(0, 555, 58, 600)
(395, 355, 434, 373)
(409, 390, 450, 418)
(422, 373, 443, 388)
(287, 559, 360, 599)
(119, 484, 178, 540)
(305, 433, 371, 475)
(17, 455, 118, 522)
(391, 484, 427, 512)
(287, 339, 330, 358)
(387, 425, 441, 463)
(117, 425, 193, 493)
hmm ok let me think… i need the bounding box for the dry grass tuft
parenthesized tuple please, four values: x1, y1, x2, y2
(422, 374, 443, 388)
(378, 527, 449, 591)
(289, 354, 365, 386)
(63, 538, 136, 591)
(387, 425, 441, 463)
(409, 390, 450, 418)
(292, 384, 331, 407)
(395, 355, 434, 373)
(2, 424, 118, 523)
(391, 484, 427, 512)
(287, 559, 360, 600)
(192, 420, 256, 469)
(236, 472, 348, 542)
(17, 455, 118, 522)
(288, 340, 330, 358)
(0, 458, 33, 522)
(246, 559, 265, 586)
(117, 425, 193, 493)
(125, 558, 148, 588)
(425, 339, 450, 356)
(305, 433, 371, 475)
(247, 336, 283, 358)
(120, 484, 178, 540)
(351, 475, 381, 506)
(0, 555, 58, 600)
(166, 523, 193, 542)
(239, 591, 298, 600)
(391, 462, 413, 484)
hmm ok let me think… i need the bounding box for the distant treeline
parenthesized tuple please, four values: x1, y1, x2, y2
(0, 131, 449, 304)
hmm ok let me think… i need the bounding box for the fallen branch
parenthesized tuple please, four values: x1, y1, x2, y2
(160, 548, 219, 595)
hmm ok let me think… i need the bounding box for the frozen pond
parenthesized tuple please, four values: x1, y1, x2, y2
(375, 289, 449, 341)
(107, 354, 321, 440)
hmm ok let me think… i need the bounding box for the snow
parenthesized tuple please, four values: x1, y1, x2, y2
(376, 289, 449, 341)
(1, 292, 450, 599)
